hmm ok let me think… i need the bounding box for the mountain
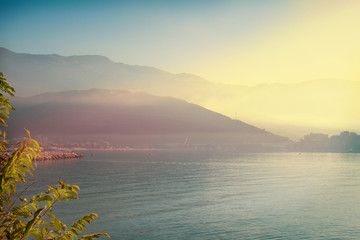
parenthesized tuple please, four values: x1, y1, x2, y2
(1, 48, 358, 138)
(7, 89, 290, 150)
(0, 47, 242, 98)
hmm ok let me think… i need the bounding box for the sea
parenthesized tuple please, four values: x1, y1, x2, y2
(26, 151, 360, 239)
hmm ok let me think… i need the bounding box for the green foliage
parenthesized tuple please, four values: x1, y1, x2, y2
(0, 72, 110, 239)
(0, 72, 15, 152)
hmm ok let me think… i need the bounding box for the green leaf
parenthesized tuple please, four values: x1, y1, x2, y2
(30, 228, 44, 240)
(11, 205, 32, 218)
(72, 222, 84, 233)
(47, 213, 64, 232)
(24, 208, 44, 237)
(36, 195, 53, 202)
(0, 118, 7, 126)
(82, 232, 111, 239)
(70, 228, 80, 237)
(29, 202, 39, 211)
(25, 128, 31, 138)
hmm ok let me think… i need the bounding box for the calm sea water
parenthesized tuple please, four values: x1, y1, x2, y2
(27, 151, 360, 239)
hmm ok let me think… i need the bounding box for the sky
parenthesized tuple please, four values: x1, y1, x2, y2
(1, 0, 359, 86)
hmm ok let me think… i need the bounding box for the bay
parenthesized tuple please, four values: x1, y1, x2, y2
(26, 151, 360, 239)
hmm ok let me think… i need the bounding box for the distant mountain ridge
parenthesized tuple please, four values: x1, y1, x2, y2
(7, 89, 290, 149)
(1, 48, 359, 137)
(0, 47, 215, 97)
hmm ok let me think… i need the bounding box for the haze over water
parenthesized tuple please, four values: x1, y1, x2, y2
(28, 151, 360, 239)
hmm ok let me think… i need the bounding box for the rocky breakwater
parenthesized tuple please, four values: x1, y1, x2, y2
(38, 151, 83, 161)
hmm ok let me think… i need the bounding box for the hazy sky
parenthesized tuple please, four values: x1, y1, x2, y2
(1, 0, 360, 85)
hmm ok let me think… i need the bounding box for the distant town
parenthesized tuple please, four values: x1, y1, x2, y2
(295, 131, 360, 153)
(24, 131, 360, 154)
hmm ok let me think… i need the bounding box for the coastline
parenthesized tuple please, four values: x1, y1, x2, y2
(38, 151, 83, 161)
(0, 150, 83, 161)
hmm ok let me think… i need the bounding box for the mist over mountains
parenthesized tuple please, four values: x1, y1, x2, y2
(1, 47, 358, 138)
(0, 47, 231, 98)
(7, 89, 290, 150)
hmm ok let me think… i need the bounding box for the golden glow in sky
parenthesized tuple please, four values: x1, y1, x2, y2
(194, 1, 360, 85)
(2, 1, 359, 86)
(1, 0, 359, 137)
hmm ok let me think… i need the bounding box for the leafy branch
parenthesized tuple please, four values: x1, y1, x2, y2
(0, 72, 110, 239)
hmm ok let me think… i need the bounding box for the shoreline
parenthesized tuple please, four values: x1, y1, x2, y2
(38, 151, 83, 161)
(1, 150, 83, 161)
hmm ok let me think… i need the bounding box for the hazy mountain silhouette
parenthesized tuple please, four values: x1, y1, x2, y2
(0, 47, 237, 97)
(7, 89, 290, 148)
(1, 48, 358, 137)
